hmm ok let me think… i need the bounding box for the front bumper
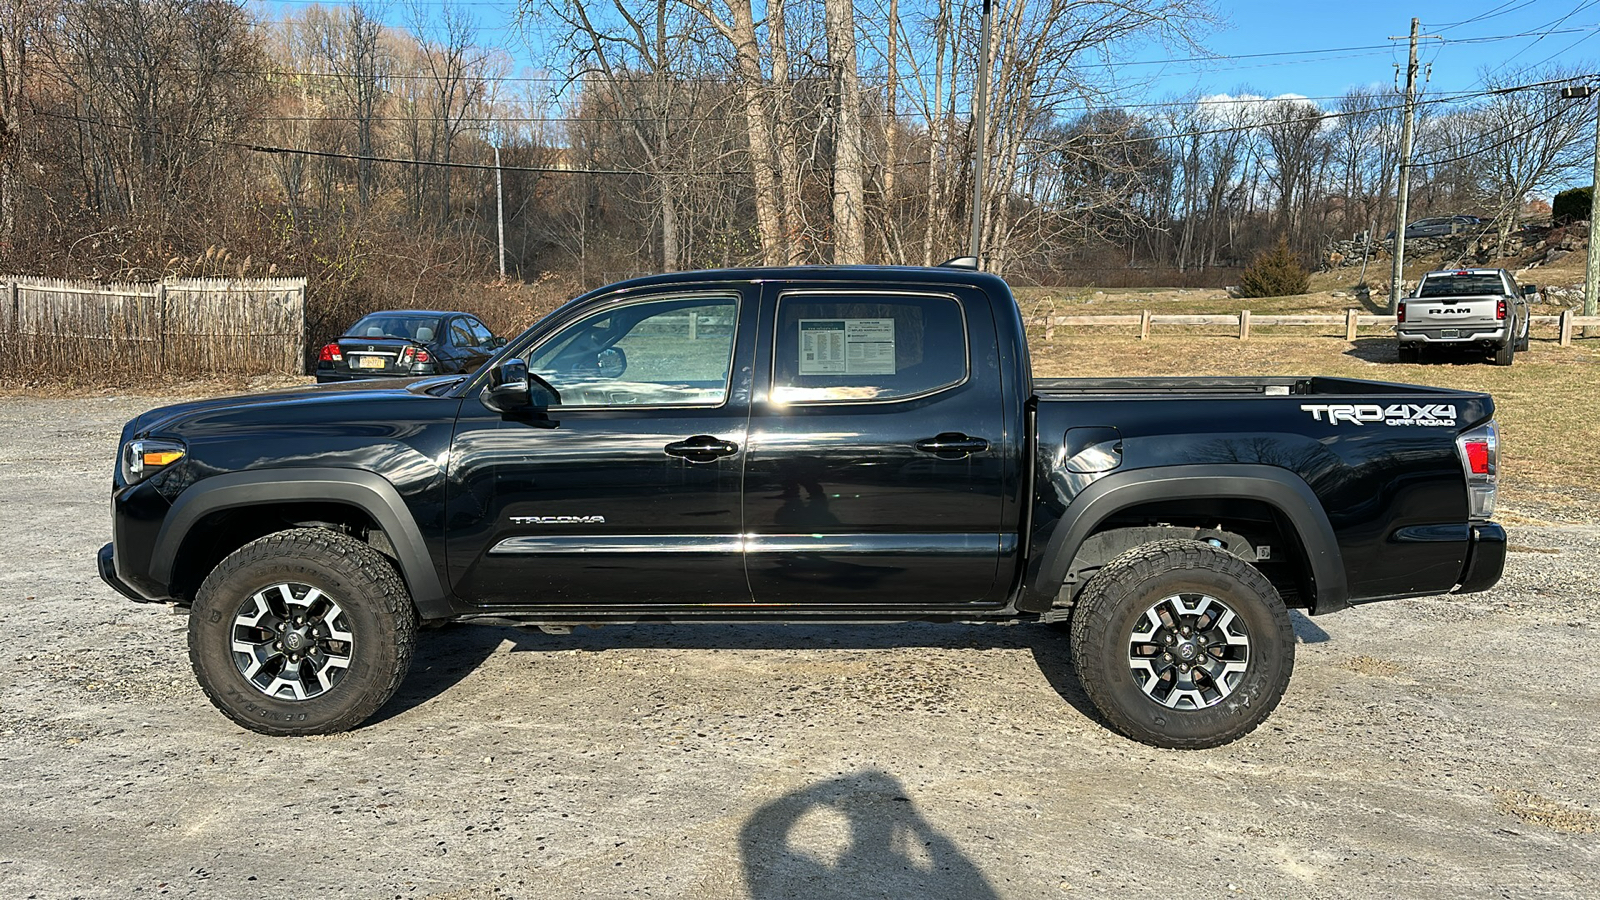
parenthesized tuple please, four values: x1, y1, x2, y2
(98, 542, 163, 603)
(1454, 522, 1507, 594)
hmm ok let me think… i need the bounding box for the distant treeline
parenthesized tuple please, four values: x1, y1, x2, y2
(0, 0, 1592, 339)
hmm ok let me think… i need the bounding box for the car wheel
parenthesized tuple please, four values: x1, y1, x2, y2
(1397, 343, 1418, 364)
(1068, 540, 1295, 750)
(188, 528, 417, 736)
(1493, 340, 1514, 366)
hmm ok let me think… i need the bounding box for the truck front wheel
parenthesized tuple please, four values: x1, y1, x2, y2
(1068, 540, 1294, 749)
(188, 528, 418, 736)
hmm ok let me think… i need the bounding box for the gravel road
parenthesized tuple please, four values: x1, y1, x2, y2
(1, 394, 1596, 900)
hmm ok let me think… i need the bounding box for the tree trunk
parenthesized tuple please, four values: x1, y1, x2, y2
(824, 0, 866, 264)
(726, 0, 785, 265)
(769, 0, 805, 264)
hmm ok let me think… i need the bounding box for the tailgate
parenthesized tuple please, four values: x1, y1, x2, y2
(1403, 295, 1501, 327)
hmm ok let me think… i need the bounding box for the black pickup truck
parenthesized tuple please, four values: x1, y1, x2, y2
(100, 264, 1506, 748)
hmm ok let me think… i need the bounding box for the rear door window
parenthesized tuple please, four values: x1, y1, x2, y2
(772, 292, 967, 404)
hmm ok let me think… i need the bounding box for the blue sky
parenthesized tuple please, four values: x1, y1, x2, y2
(1134, 0, 1600, 102)
(257, 0, 1600, 108)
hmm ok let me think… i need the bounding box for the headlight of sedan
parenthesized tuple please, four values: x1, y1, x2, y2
(120, 439, 186, 485)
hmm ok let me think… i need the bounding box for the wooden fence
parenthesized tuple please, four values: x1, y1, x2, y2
(1033, 308, 1600, 346)
(0, 276, 307, 378)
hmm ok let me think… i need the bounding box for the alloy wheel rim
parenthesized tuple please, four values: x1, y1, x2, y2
(230, 583, 355, 701)
(1127, 592, 1251, 710)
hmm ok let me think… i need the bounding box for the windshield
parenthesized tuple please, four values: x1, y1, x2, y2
(345, 315, 443, 341)
(1417, 274, 1504, 298)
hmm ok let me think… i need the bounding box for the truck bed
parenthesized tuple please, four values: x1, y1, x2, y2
(1033, 376, 1468, 399)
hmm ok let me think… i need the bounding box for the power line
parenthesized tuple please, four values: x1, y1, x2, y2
(30, 73, 1595, 175)
(1432, 1, 1545, 34)
(1409, 103, 1578, 167)
(31, 109, 750, 176)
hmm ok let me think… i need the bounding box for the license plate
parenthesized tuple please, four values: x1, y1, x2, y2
(1440, 329, 1459, 339)
(356, 356, 386, 369)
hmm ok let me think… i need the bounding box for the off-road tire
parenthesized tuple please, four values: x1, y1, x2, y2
(189, 528, 417, 736)
(1068, 540, 1294, 750)
(1493, 339, 1514, 366)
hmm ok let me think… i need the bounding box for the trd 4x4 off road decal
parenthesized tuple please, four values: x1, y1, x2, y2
(510, 515, 608, 525)
(1300, 403, 1457, 426)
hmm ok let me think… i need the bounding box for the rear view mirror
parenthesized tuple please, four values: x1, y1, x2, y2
(482, 359, 559, 415)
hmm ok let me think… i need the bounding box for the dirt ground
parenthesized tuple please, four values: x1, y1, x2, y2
(1, 394, 1596, 900)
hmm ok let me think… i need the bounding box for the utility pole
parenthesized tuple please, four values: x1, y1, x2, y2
(968, 0, 993, 264)
(1559, 84, 1598, 328)
(1587, 95, 1600, 323)
(1387, 17, 1421, 314)
(493, 142, 507, 280)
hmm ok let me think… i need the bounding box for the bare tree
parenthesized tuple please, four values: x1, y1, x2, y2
(824, 0, 867, 262)
(304, 3, 387, 207)
(0, 0, 50, 244)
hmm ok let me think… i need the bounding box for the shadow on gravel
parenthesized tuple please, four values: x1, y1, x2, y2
(369, 619, 1102, 727)
(740, 769, 999, 900)
(1290, 609, 1331, 644)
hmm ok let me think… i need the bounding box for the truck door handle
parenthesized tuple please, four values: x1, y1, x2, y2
(664, 436, 739, 463)
(915, 433, 989, 458)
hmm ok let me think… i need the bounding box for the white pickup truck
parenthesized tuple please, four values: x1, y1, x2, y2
(1397, 268, 1535, 366)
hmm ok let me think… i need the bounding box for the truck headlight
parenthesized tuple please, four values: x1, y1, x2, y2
(121, 439, 186, 485)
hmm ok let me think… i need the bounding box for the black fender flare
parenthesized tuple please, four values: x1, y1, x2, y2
(1031, 464, 1348, 614)
(151, 468, 453, 619)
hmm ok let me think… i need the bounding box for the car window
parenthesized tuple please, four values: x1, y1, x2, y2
(526, 294, 738, 407)
(772, 292, 967, 404)
(467, 318, 495, 346)
(450, 320, 477, 348)
(348, 315, 442, 341)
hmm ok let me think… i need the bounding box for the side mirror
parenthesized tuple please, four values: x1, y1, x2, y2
(481, 359, 560, 414)
(489, 336, 508, 349)
(1522, 285, 1538, 297)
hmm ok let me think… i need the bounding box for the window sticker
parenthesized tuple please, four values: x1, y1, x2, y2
(798, 318, 896, 375)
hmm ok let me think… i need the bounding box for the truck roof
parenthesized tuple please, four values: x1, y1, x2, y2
(594, 264, 1014, 295)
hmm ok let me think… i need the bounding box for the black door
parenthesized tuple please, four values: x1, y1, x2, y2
(446, 287, 756, 606)
(741, 285, 1010, 607)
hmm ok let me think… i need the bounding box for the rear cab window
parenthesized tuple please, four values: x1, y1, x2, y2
(1417, 274, 1506, 298)
(771, 291, 968, 404)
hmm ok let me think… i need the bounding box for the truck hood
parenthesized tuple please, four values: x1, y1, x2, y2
(130, 375, 465, 438)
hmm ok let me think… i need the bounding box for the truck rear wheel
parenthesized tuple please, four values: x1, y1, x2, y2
(188, 528, 417, 736)
(1068, 540, 1294, 749)
(1396, 343, 1418, 364)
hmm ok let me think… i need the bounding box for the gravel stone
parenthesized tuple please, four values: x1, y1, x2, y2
(1, 395, 1596, 899)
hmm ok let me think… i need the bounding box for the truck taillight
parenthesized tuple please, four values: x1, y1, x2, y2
(1455, 421, 1498, 520)
(1397, 302, 1406, 323)
(1496, 299, 1506, 320)
(319, 343, 342, 362)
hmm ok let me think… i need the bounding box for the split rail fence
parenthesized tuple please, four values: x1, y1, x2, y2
(1034, 308, 1599, 346)
(0, 276, 307, 378)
